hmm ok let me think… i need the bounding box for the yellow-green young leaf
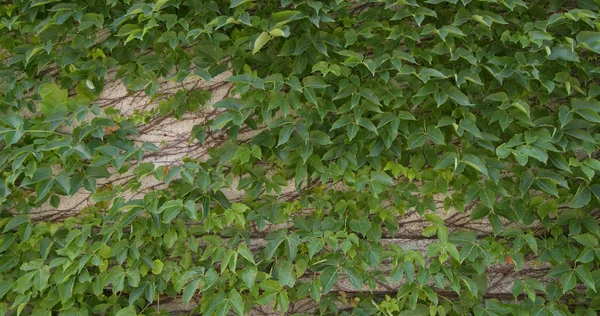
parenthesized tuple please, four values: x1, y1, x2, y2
(39, 83, 68, 115)
(98, 245, 111, 259)
(269, 28, 286, 37)
(153, 0, 169, 11)
(152, 260, 164, 275)
(252, 32, 272, 54)
(230, 0, 253, 8)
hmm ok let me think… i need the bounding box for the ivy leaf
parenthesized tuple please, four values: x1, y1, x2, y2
(331, 115, 353, 130)
(2, 215, 29, 233)
(561, 270, 577, 293)
(35, 179, 54, 202)
(407, 132, 426, 149)
(568, 185, 591, 208)
(230, 0, 253, 8)
(349, 218, 371, 236)
(278, 260, 296, 287)
(536, 179, 559, 197)
(302, 76, 329, 89)
(0, 256, 18, 274)
(213, 98, 243, 111)
(462, 154, 488, 176)
(572, 234, 598, 248)
(369, 171, 394, 196)
(310, 131, 332, 145)
(115, 306, 137, 316)
(278, 125, 294, 146)
(307, 238, 324, 258)
(39, 83, 68, 115)
(183, 279, 202, 304)
(320, 266, 339, 294)
(286, 233, 300, 261)
(237, 244, 255, 264)
(160, 200, 183, 222)
(446, 86, 472, 106)
(229, 289, 245, 316)
(204, 292, 227, 315)
(343, 266, 363, 290)
(427, 127, 445, 145)
(151, 260, 164, 275)
(241, 265, 257, 289)
(357, 118, 378, 134)
(253, 32, 272, 54)
(575, 265, 595, 291)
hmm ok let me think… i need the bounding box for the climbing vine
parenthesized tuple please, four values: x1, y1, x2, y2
(2, 0, 600, 315)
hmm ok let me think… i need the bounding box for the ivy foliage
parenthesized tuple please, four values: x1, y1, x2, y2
(2, 0, 600, 315)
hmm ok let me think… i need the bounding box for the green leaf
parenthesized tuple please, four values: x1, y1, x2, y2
(237, 244, 255, 264)
(549, 45, 580, 62)
(204, 292, 227, 315)
(286, 233, 300, 261)
(398, 111, 416, 121)
(253, 32, 272, 54)
(358, 118, 378, 134)
(462, 154, 488, 176)
(320, 266, 339, 294)
(331, 115, 353, 130)
(0, 255, 18, 274)
(39, 83, 68, 115)
(310, 131, 332, 145)
(427, 127, 445, 145)
(572, 234, 598, 247)
(307, 238, 324, 258)
(575, 265, 595, 291)
(369, 171, 394, 196)
(3, 215, 29, 233)
(349, 218, 371, 235)
(183, 279, 201, 304)
(278, 125, 294, 146)
(278, 260, 295, 287)
(229, 289, 245, 316)
(230, 0, 253, 8)
(152, 260, 164, 275)
(1, 115, 23, 129)
(241, 265, 257, 289)
(446, 87, 472, 106)
(568, 185, 591, 208)
(115, 306, 137, 316)
(213, 98, 243, 111)
(407, 133, 426, 149)
(302, 76, 329, 89)
(536, 179, 559, 197)
(343, 266, 363, 290)
(561, 270, 577, 293)
(559, 105, 573, 128)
